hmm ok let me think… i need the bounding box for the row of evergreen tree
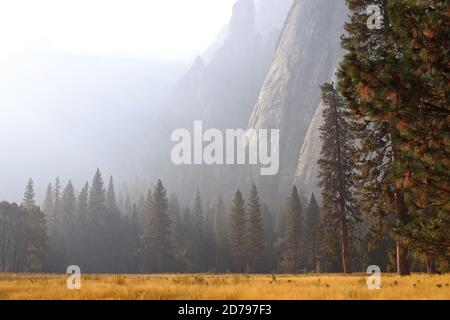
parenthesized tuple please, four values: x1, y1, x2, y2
(2, 164, 444, 274)
(0, 191, 46, 272)
(3, 174, 325, 274)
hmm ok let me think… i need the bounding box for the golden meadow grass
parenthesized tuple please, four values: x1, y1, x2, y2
(0, 273, 448, 300)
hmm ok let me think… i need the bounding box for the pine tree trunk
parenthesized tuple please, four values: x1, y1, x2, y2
(392, 126, 411, 276)
(333, 105, 352, 275)
(312, 238, 317, 273)
(426, 253, 436, 274)
(394, 188, 411, 276)
(340, 218, 352, 274)
(396, 240, 410, 276)
(293, 245, 298, 274)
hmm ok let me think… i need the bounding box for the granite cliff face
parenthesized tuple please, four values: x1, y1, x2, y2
(164, 0, 292, 132)
(246, 0, 348, 201)
(150, 0, 293, 202)
(294, 100, 325, 197)
(145, 0, 348, 203)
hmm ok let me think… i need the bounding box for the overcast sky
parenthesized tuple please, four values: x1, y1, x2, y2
(0, 0, 242, 202)
(0, 0, 237, 61)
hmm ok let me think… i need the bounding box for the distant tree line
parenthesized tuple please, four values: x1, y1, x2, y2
(1, 166, 447, 274)
(0, 179, 47, 272)
(2, 171, 318, 274)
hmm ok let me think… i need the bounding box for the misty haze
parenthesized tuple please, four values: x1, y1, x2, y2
(0, 0, 448, 302)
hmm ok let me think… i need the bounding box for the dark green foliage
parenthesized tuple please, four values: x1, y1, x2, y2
(338, 0, 449, 274)
(245, 183, 265, 273)
(385, 0, 450, 269)
(22, 178, 35, 209)
(23, 204, 48, 272)
(86, 169, 108, 272)
(305, 194, 321, 272)
(168, 194, 182, 266)
(190, 189, 208, 272)
(214, 196, 229, 272)
(104, 176, 127, 273)
(61, 180, 76, 262)
(0, 181, 47, 272)
(1, 169, 447, 274)
(318, 82, 360, 274)
(281, 186, 304, 274)
(140, 179, 174, 273)
(179, 207, 196, 272)
(228, 189, 246, 272)
(262, 204, 276, 272)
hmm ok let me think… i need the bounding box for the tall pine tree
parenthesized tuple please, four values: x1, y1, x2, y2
(21, 179, 48, 272)
(87, 169, 107, 272)
(386, 0, 450, 271)
(105, 176, 123, 273)
(192, 189, 206, 272)
(140, 179, 173, 273)
(213, 196, 228, 272)
(62, 180, 76, 261)
(306, 194, 321, 273)
(75, 182, 89, 268)
(337, 0, 449, 274)
(228, 190, 246, 272)
(281, 186, 304, 274)
(245, 183, 265, 273)
(168, 193, 183, 271)
(318, 82, 360, 274)
(22, 178, 35, 209)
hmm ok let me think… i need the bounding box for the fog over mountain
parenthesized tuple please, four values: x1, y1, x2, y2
(145, 0, 348, 205)
(0, 52, 187, 202)
(2, 0, 347, 206)
(147, 0, 294, 203)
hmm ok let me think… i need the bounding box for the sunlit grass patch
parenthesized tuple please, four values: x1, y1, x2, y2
(0, 273, 448, 300)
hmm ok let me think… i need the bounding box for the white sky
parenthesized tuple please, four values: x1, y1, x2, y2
(0, 0, 237, 61)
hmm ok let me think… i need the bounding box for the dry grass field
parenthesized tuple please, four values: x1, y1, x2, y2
(0, 273, 449, 300)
